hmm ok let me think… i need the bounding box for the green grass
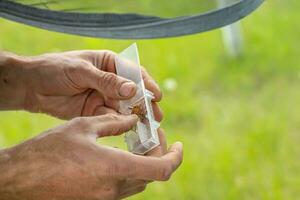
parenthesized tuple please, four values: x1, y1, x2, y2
(1, 0, 300, 199)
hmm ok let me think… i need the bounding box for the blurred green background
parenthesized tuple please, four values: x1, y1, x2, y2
(1, 0, 300, 199)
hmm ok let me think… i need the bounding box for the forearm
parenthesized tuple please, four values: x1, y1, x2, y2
(0, 51, 28, 110)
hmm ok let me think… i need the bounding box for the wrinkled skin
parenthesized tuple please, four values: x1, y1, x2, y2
(0, 50, 163, 120)
(0, 50, 182, 200)
(0, 114, 183, 200)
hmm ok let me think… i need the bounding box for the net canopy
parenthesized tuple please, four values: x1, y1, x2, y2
(0, 0, 265, 39)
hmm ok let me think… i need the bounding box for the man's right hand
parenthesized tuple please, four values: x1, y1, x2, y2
(0, 114, 183, 200)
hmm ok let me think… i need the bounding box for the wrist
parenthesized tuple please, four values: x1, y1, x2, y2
(0, 52, 29, 110)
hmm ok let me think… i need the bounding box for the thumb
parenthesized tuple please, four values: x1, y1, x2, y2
(98, 71, 137, 99)
(98, 113, 139, 137)
(82, 66, 137, 99)
(73, 114, 139, 139)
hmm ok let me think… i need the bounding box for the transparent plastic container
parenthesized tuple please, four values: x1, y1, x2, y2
(115, 43, 160, 155)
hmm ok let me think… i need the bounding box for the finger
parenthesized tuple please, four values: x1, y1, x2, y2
(103, 96, 119, 111)
(124, 142, 183, 181)
(146, 128, 167, 157)
(152, 102, 163, 122)
(72, 50, 117, 72)
(72, 114, 138, 138)
(141, 67, 162, 102)
(98, 114, 138, 137)
(80, 90, 118, 116)
(80, 90, 104, 116)
(92, 50, 117, 73)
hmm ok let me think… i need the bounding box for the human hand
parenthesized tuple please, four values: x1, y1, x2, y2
(0, 114, 183, 200)
(0, 50, 162, 120)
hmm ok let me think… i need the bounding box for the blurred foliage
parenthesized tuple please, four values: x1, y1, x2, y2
(1, 0, 300, 199)
(12, 0, 218, 17)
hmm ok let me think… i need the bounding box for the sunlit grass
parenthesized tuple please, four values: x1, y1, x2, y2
(1, 0, 300, 199)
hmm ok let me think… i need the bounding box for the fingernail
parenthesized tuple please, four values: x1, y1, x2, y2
(131, 114, 139, 120)
(119, 82, 136, 97)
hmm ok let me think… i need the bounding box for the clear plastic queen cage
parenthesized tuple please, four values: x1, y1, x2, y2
(115, 43, 160, 155)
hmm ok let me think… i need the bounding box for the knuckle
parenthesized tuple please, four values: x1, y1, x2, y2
(66, 60, 89, 73)
(174, 149, 183, 166)
(103, 50, 116, 57)
(101, 72, 118, 86)
(64, 64, 78, 76)
(159, 165, 173, 181)
(72, 117, 82, 124)
(80, 60, 94, 71)
(101, 50, 117, 70)
(78, 59, 90, 68)
(64, 60, 94, 89)
(136, 185, 147, 193)
(105, 161, 129, 179)
(72, 117, 89, 127)
(75, 61, 95, 76)
(104, 113, 120, 121)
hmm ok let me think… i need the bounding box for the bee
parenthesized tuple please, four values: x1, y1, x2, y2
(130, 103, 147, 121)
